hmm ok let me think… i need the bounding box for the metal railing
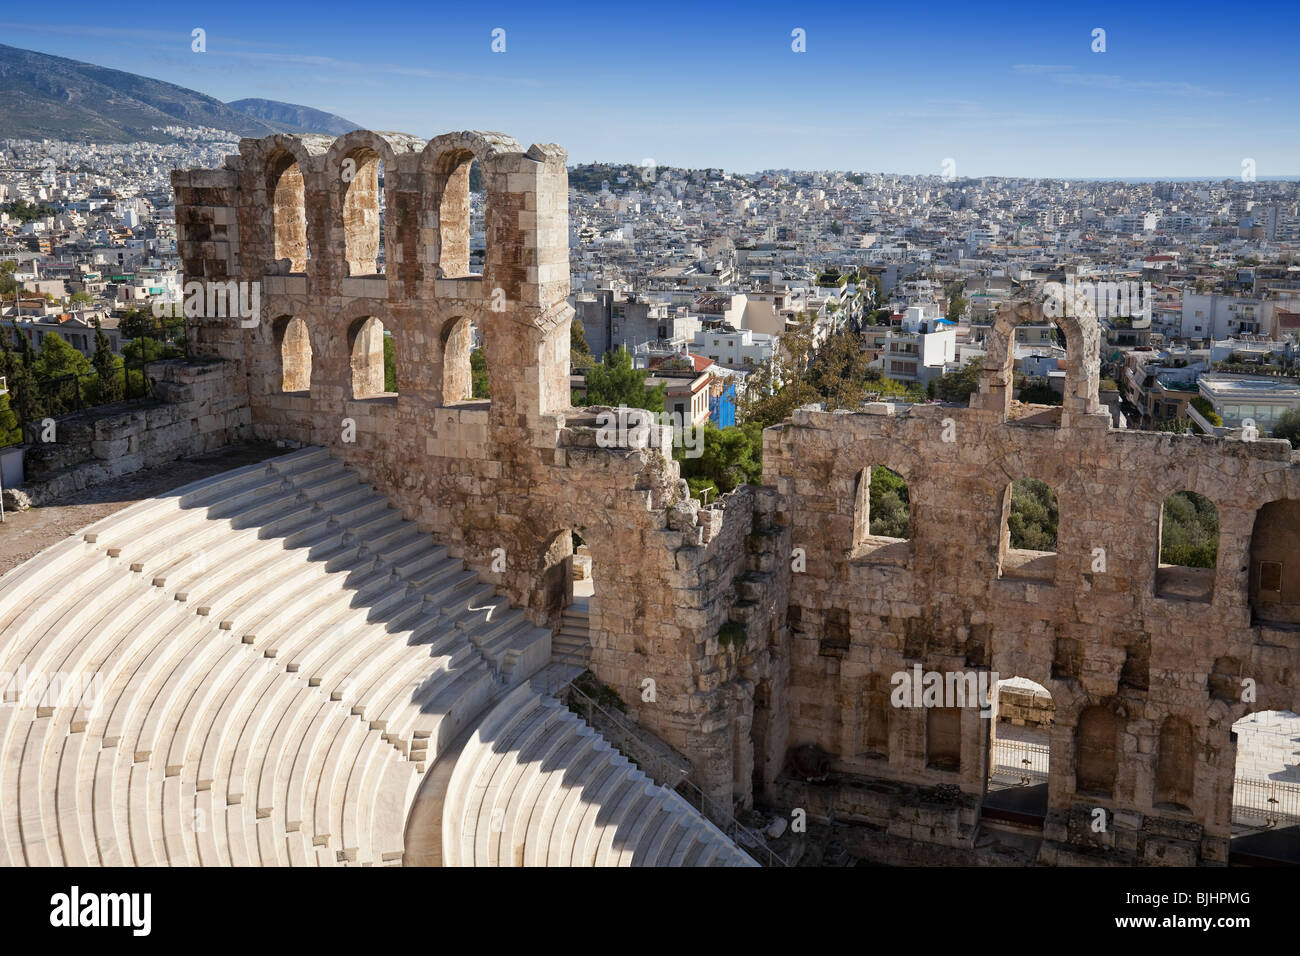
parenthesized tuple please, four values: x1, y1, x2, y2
(1232, 776, 1300, 829)
(560, 679, 788, 867)
(988, 738, 1051, 784)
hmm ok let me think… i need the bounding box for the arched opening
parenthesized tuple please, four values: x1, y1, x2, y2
(1075, 705, 1119, 798)
(341, 149, 384, 277)
(434, 150, 482, 279)
(849, 465, 910, 563)
(1154, 716, 1195, 812)
(999, 477, 1058, 581)
(926, 706, 962, 772)
(440, 316, 487, 404)
(540, 528, 596, 669)
(984, 677, 1052, 824)
(1248, 498, 1300, 625)
(267, 151, 308, 274)
(275, 315, 311, 393)
(348, 315, 393, 399)
(469, 159, 485, 275)
(1010, 317, 1067, 424)
(1230, 710, 1300, 836)
(1155, 491, 1218, 602)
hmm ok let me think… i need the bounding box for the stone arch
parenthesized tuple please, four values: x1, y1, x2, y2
(265, 147, 310, 274)
(972, 299, 1101, 425)
(1155, 490, 1218, 603)
(346, 314, 392, 399)
(1075, 704, 1120, 797)
(325, 132, 406, 278)
(987, 677, 1053, 789)
(419, 131, 522, 280)
(1154, 715, 1195, 811)
(273, 315, 312, 393)
(439, 315, 484, 404)
(1248, 497, 1300, 624)
(530, 507, 622, 628)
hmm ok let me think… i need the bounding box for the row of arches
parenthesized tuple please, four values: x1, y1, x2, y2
(860, 673, 1295, 826)
(273, 313, 485, 402)
(262, 138, 488, 281)
(848, 464, 1296, 617)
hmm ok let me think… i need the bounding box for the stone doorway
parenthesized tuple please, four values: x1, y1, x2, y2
(982, 677, 1053, 826)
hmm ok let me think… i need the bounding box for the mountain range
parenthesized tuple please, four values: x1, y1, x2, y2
(0, 44, 359, 143)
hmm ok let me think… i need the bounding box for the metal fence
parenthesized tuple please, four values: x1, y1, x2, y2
(1, 362, 153, 447)
(1232, 776, 1300, 829)
(989, 738, 1051, 783)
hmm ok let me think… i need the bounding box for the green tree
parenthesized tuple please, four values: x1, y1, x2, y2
(92, 317, 122, 404)
(0, 334, 22, 444)
(1017, 382, 1062, 405)
(935, 357, 982, 403)
(383, 333, 397, 392)
(1160, 492, 1219, 568)
(1190, 395, 1223, 427)
(120, 308, 158, 343)
(1272, 407, 1300, 448)
(0, 260, 20, 299)
(740, 360, 816, 430)
(578, 348, 665, 412)
(35, 332, 91, 381)
(571, 318, 594, 370)
(70, 291, 94, 308)
(676, 422, 763, 496)
(5, 323, 41, 425)
(869, 466, 911, 538)
(946, 293, 967, 322)
(470, 348, 489, 398)
(806, 329, 873, 410)
(1008, 478, 1058, 551)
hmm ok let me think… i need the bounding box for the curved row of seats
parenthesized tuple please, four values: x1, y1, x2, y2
(442, 684, 757, 866)
(0, 447, 752, 866)
(0, 448, 550, 865)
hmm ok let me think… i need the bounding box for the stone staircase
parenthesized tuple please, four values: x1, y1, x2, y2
(442, 684, 756, 866)
(550, 602, 591, 669)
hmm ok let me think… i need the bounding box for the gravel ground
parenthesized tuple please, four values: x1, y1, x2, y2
(0, 442, 287, 577)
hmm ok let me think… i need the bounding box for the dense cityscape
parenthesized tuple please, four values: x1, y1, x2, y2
(5, 130, 1300, 447)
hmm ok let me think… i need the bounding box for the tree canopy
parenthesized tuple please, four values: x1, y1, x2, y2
(578, 348, 665, 412)
(1160, 492, 1218, 568)
(1008, 478, 1058, 551)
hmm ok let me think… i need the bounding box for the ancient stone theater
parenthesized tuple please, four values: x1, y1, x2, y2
(0, 129, 1296, 867)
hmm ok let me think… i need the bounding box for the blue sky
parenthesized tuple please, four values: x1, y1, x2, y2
(4, 1, 1299, 178)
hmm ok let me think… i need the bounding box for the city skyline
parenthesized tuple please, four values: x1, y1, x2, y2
(3, 0, 1299, 179)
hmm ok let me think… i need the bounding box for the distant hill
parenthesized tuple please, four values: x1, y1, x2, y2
(0, 44, 356, 143)
(226, 98, 358, 136)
